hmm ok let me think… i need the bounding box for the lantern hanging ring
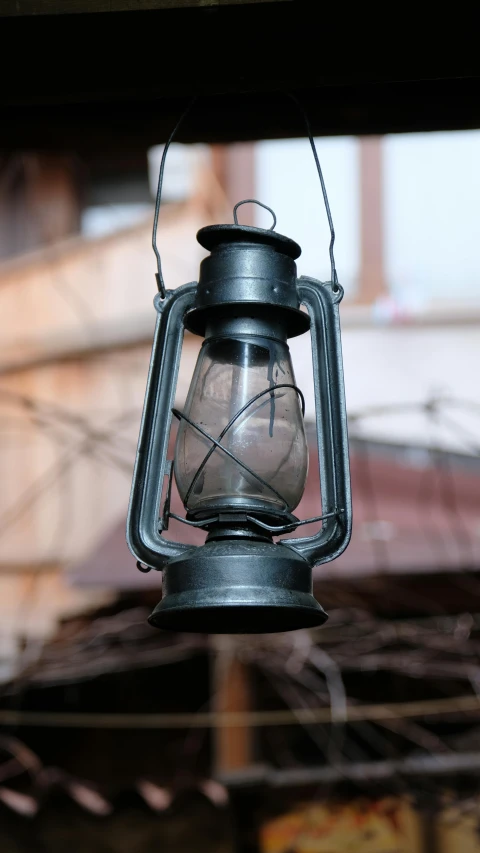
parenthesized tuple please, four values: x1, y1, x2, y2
(233, 199, 277, 230)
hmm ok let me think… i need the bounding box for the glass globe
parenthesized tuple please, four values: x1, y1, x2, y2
(174, 334, 308, 517)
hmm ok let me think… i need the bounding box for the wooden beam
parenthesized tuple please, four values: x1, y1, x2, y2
(4, 303, 480, 378)
(356, 136, 387, 304)
(211, 143, 256, 221)
(0, 315, 155, 377)
(0, 0, 288, 14)
(212, 637, 254, 774)
(222, 750, 480, 788)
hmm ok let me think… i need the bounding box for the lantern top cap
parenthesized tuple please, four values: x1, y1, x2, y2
(197, 224, 302, 261)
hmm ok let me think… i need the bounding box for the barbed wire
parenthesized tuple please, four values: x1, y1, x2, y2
(0, 389, 479, 565)
(0, 388, 479, 774)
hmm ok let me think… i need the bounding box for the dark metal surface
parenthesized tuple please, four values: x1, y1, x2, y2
(281, 277, 352, 565)
(197, 224, 300, 258)
(126, 283, 197, 569)
(149, 539, 327, 633)
(185, 225, 309, 338)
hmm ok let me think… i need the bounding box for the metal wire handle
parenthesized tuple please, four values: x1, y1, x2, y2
(287, 93, 339, 289)
(152, 94, 338, 298)
(152, 97, 197, 298)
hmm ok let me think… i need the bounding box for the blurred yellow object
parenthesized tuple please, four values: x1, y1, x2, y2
(437, 800, 480, 853)
(260, 797, 422, 853)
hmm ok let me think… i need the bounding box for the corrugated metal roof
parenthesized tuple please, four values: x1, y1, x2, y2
(69, 440, 480, 589)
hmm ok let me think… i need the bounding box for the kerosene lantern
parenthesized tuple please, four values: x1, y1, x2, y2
(127, 121, 352, 634)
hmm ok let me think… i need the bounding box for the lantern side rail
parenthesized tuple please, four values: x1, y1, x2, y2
(279, 277, 352, 566)
(126, 283, 198, 571)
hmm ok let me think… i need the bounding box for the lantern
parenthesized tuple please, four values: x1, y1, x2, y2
(127, 125, 351, 634)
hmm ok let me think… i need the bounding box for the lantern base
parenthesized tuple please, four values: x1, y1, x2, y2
(148, 540, 327, 634)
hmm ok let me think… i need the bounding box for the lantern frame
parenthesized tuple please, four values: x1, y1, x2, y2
(126, 271, 351, 572)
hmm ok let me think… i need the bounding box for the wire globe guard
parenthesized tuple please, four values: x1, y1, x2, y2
(126, 277, 351, 634)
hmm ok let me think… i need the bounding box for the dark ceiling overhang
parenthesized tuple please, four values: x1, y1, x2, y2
(0, 0, 285, 12)
(2, 1, 480, 154)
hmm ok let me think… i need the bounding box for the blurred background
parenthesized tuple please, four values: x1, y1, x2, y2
(2, 70, 480, 853)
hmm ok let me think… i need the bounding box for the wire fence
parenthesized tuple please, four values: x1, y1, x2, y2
(0, 383, 480, 799)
